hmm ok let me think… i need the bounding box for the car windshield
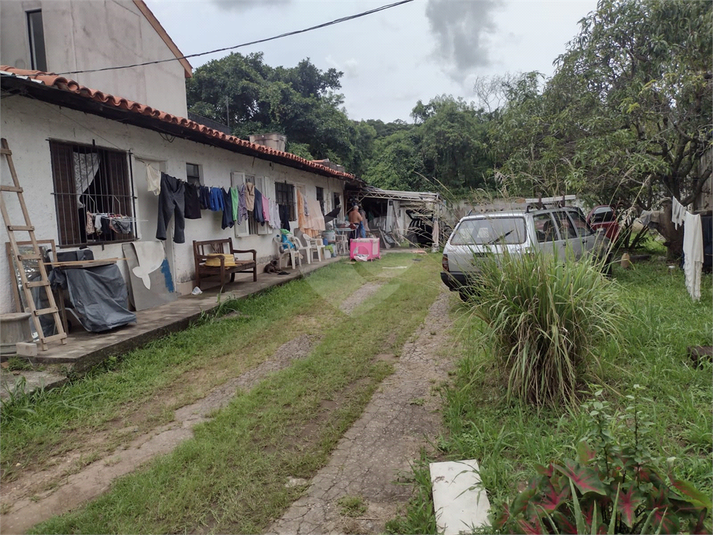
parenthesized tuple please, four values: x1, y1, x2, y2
(451, 217, 527, 245)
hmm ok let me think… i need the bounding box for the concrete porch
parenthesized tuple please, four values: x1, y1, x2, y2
(1, 256, 342, 399)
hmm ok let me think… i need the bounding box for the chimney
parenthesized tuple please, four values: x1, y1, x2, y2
(249, 133, 286, 152)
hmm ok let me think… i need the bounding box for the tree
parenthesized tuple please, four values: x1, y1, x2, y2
(493, 0, 712, 255)
(186, 53, 376, 173)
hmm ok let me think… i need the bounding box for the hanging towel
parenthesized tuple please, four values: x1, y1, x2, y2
(221, 187, 234, 230)
(146, 163, 161, 196)
(296, 190, 307, 230)
(238, 184, 248, 224)
(156, 173, 186, 243)
(230, 187, 239, 222)
(245, 182, 255, 211)
(254, 188, 265, 223)
(270, 198, 281, 230)
(262, 194, 270, 224)
(672, 197, 686, 229)
(683, 211, 703, 301)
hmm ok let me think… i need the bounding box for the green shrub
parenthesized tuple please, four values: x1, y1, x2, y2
(470, 249, 620, 407)
(493, 388, 711, 534)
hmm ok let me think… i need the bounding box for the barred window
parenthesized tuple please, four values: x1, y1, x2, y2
(275, 181, 295, 220)
(49, 141, 136, 247)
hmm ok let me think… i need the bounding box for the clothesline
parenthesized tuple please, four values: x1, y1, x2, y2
(154, 171, 290, 244)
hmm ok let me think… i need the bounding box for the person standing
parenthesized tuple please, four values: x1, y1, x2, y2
(348, 204, 365, 240)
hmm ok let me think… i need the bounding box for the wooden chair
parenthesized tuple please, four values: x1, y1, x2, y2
(193, 238, 256, 290)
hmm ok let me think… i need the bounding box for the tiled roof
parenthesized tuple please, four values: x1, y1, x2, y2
(0, 66, 358, 182)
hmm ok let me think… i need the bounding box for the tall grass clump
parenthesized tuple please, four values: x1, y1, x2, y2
(471, 249, 621, 407)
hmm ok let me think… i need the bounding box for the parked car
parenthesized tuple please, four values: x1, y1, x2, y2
(586, 205, 620, 241)
(440, 206, 611, 299)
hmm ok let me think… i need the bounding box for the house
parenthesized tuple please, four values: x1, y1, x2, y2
(0, 0, 191, 117)
(0, 3, 361, 317)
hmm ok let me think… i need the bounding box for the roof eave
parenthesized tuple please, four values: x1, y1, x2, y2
(1, 75, 363, 184)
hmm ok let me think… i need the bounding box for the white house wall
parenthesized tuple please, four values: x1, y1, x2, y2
(0, 0, 188, 117)
(0, 96, 346, 313)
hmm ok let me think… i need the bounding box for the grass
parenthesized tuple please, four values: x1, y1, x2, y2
(389, 258, 712, 533)
(470, 249, 621, 407)
(1, 257, 396, 482)
(12, 252, 444, 534)
(337, 495, 368, 517)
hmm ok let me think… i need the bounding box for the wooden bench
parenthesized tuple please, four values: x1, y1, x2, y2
(193, 238, 257, 290)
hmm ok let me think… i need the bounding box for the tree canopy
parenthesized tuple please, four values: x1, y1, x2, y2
(186, 53, 374, 176)
(186, 0, 712, 225)
(493, 0, 712, 210)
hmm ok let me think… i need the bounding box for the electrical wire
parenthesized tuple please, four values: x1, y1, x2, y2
(58, 0, 414, 76)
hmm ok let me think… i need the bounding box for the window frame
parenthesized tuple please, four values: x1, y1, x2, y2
(27, 10, 47, 71)
(275, 181, 296, 221)
(185, 162, 201, 186)
(49, 140, 136, 248)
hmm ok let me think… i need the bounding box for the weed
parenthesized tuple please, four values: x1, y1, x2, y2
(409, 398, 425, 406)
(6, 357, 33, 371)
(469, 248, 621, 408)
(337, 495, 367, 517)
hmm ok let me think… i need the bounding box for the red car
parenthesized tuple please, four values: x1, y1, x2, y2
(586, 205, 620, 241)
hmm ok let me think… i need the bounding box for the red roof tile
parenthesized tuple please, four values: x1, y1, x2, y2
(0, 65, 358, 182)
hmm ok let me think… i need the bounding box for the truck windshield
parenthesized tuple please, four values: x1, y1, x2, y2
(451, 217, 527, 245)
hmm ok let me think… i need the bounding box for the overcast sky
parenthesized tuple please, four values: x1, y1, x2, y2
(146, 0, 598, 123)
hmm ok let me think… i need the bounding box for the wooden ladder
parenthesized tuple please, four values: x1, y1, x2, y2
(0, 138, 67, 350)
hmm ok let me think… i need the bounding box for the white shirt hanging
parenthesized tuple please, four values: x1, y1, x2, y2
(671, 197, 686, 229)
(683, 211, 703, 301)
(145, 163, 161, 196)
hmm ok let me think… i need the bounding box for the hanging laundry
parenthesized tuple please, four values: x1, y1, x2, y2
(245, 182, 255, 211)
(156, 173, 186, 243)
(671, 197, 686, 229)
(296, 190, 307, 230)
(109, 216, 133, 234)
(279, 204, 291, 231)
(221, 187, 234, 230)
(230, 186, 239, 222)
(254, 188, 265, 223)
(145, 163, 161, 196)
(272, 199, 281, 230)
(184, 182, 202, 219)
(101, 216, 112, 236)
(262, 195, 270, 224)
(209, 187, 224, 212)
(86, 212, 96, 235)
(199, 185, 211, 210)
(238, 184, 248, 224)
(683, 211, 703, 301)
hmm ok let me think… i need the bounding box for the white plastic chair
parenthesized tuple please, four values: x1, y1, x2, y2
(273, 235, 301, 269)
(297, 231, 325, 263)
(288, 233, 311, 264)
